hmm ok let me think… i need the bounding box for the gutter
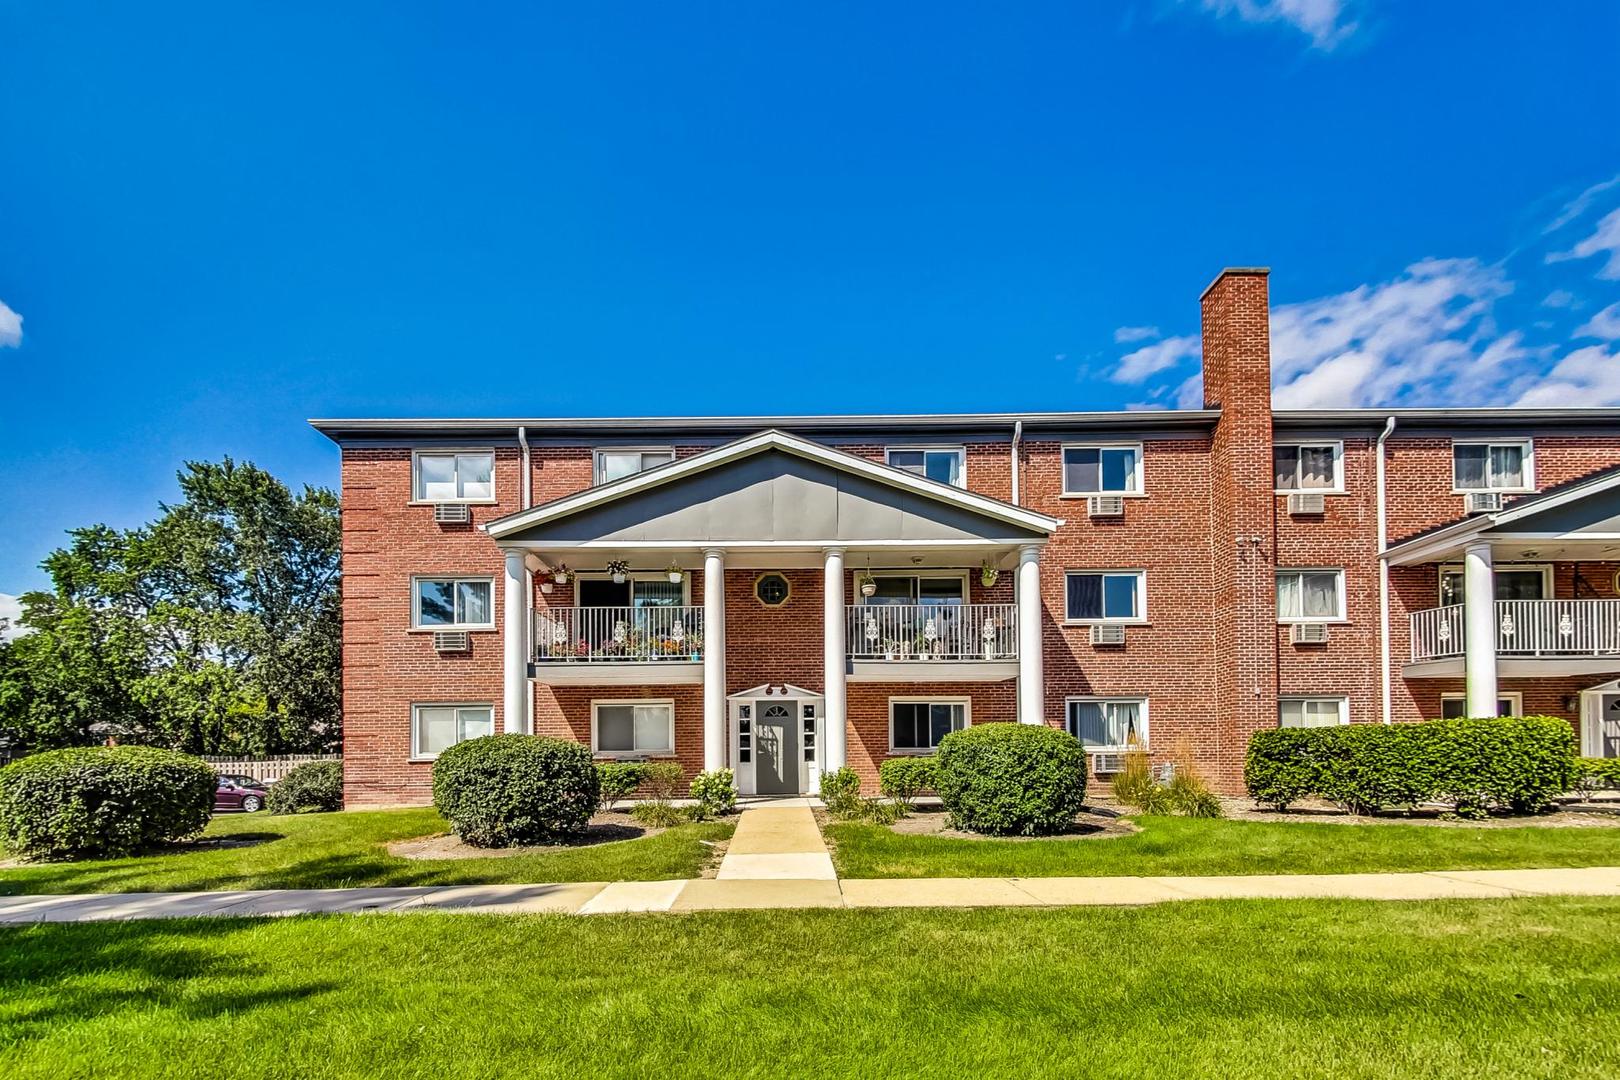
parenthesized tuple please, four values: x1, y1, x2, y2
(1376, 415, 1396, 723)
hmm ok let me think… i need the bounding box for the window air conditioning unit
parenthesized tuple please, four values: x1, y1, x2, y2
(1287, 492, 1326, 516)
(1290, 622, 1329, 645)
(1092, 752, 1127, 775)
(434, 503, 471, 524)
(1087, 495, 1125, 518)
(1090, 624, 1126, 646)
(433, 631, 470, 653)
(1464, 491, 1503, 514)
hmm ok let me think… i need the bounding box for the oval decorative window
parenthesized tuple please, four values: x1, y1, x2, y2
(755, 573, 791, 607)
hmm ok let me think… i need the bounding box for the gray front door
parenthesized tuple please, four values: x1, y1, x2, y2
(755, 703, 797, 794)
(1602, 694, 1620, 758)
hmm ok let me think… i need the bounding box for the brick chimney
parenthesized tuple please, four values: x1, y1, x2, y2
(1200, 268, 1277, 790)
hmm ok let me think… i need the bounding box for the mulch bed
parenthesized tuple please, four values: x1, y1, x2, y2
(389, 811, 663, 860)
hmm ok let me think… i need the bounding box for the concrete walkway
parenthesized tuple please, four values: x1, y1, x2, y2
(715, 803, 836, 880)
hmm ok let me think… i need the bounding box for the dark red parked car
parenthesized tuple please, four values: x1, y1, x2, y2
(214, 774, 269, 813)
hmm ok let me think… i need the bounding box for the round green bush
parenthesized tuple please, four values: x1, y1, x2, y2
(0, 746, 216, 860)
(267, 759, 343, 814)
(878, 756, 938, 807)
(935, 723, 1087, 836)
(432, 734, 599, 847)
(689, 769, 737, 819)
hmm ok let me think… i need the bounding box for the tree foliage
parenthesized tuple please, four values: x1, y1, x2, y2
(0, 459, 340, 757)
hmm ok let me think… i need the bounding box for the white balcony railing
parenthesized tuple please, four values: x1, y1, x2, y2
(846, 603, 1018, 661)
(533, 606, 704, 663)
(1410, 599, 1620, 662)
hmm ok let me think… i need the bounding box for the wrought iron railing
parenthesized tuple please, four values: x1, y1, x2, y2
(846, 603, 1018, 661)
(1410, 599, 1620, 661)
(533, 606, 704, 662)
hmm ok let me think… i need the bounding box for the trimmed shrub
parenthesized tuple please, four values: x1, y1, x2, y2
(878, 756, 937, 809)
(267, 759, 342, 814)
(0, 746, 215, 859)
(689, 769, 737, 820)
(935, 723, 1087, 836)
(1574, 757, 1620, 799)
(1244, 716, 1577, 815)
(432, 735, 598, 847)
(595, 761, 645, 813)
(818, 767, 864, 818)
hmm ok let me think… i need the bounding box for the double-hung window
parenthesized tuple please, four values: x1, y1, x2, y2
(889, 699, 968, 753)
(593, 700, 676, 756)
(595, 448, 675, 484)
(1279, 697, 1348, 728)
(1062, 444, 1142, 496)
(885, 447, 965, 487)
(413, 577, 494, 629)
(1066, 698, 1146, 750)
(1064, 571, 1144, 622)
(412, 704, 493, 759)
(413, 451, 494, 502)
(1273, 442, 1342, 492)
(1276, 570, 1343, 622)
(1452, 440, 1532, 493)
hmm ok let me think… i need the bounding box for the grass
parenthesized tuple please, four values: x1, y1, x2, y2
(827, 813, 1620, 878)
(0, 809, 732, 894)
(1, 898, 1617, 1078)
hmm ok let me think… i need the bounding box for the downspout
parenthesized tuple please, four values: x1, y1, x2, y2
(1376, 415, 1397, 724)
(1011, 420, 1023, 506)
(517, 426, 532, 509)
(517, 426, 533, 733)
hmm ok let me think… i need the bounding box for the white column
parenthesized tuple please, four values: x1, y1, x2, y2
(1016, 544, 1045, 725)
(702, 548, 727, 772)
(1464, 541, 1499, 718)
(502, 549, 529, 735)
(822, 547, 848, 772)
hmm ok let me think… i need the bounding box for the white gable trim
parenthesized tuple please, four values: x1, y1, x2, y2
(484, 428, 1062, 540)
(726, 683, 823, 701)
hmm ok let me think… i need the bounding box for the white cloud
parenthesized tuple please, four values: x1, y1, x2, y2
(1576, 302, 1620, 341)
(1545, 174, 1620, 234)
(0, 594, 29, 641)
(1113, 325, 1161, 343)
(1551, 207, 1620, 280)
(1112, 334, 1201, 383)
(0, 299, 20, 348)
(1542, 289, 1577, 309)
(1196, 0, 1360, 49)
(1514, 345, 1620, 407)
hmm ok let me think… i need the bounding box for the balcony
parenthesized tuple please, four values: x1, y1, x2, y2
(846, 603, 1019, 682)
(1409, 599, 1620, 676)
(531, 606, 705, 685)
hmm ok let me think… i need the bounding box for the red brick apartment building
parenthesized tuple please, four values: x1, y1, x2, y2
(315, 268, 1620, 806)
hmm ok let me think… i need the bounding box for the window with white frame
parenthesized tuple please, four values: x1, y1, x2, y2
(1452, 440, 1532, 492)
(412, 704, 493, 759)
(1437, 565, 1549, 607)
(1279, 697, 1348, 729)
(594, 448, 676, 484)
(413, 577, 494, 629)
(1273, 442, 1342, 492)
(1064, 571, 1144, 622)
(1276, 570, 1344, 622)
(593, 700, 676, 756)
(1062, 444, 1142, 496)
(889, 699, 968, 752)
(885, 447, 965, 487)
(1439, 693, 1522, 719)
(413, 451, 495, 502)
(1066, 697, 1146, 750)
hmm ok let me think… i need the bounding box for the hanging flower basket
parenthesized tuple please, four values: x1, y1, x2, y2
(606, 559, 630, 584)
(664, 561, 683, 584)
(540, 581, 554, 595)
(553, 564, 570, 585)
(980, 560, 1000, 588)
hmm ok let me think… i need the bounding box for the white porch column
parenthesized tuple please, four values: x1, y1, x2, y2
(1017, 544, 1045, 725)
(702, 548, 727, 772)
(502, 550, 529, 735)
(1464, 540, 1499, 718)
(822, 547, 848, 772)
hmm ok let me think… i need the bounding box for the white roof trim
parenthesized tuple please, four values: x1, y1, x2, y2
(484, 428, 1063, 540)
(726, 683, 823, 701)
(1384, 467, 1620, 565)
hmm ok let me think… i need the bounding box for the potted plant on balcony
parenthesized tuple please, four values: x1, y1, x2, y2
(664, 560, 683, 584)
(857, 570, 877, 598)
(686, 631, 703, 661)
(980, 559, 1000, 588)
(606, 559, 629, 584)
(883, 638, 899, 662)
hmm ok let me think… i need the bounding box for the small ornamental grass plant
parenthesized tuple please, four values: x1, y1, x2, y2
(630, 761, 690, 827)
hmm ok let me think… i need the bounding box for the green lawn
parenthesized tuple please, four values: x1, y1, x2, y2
(828, 814, 1620, 878)
(2, 898, 1617, 1078)
(0, 809, 731, 894)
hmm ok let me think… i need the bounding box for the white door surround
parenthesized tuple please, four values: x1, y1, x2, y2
(1580, 680, 1620, 758)
(728, 684, 823, 796)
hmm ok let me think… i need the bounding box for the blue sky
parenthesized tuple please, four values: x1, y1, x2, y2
(3, 1, 1620, 610)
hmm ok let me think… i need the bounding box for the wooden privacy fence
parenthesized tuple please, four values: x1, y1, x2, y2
(202, 754, 339, 784)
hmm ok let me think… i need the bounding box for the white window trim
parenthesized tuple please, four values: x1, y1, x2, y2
(857, 569, 971, 606)
(1062, 569, 1149, 625)
(572, 571, 692, 608)
(1275, 568, 1347, 624)
(1059, 441, 1146, 497)
(410, 702, 494, 761)
(410, 448, 498, 505)
(1439, 691, 1523, 718)
(593, 447, 676, 486)
(884, 445, 967, 489)
(1272, 440, 1345, 495)
(1278, 696, 1350, 729)
(410, 575, 497, 631)
(1435, 563, 1553, 607)
(1451, 438, 1535, 494)
(886, 696, 972, 755)
(1065, 696, 1149, 752)
(591, 698, 677, 758)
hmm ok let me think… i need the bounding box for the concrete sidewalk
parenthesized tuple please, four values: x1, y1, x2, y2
(715, 803, 836, 880)
(3, 866, 1619, 923)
